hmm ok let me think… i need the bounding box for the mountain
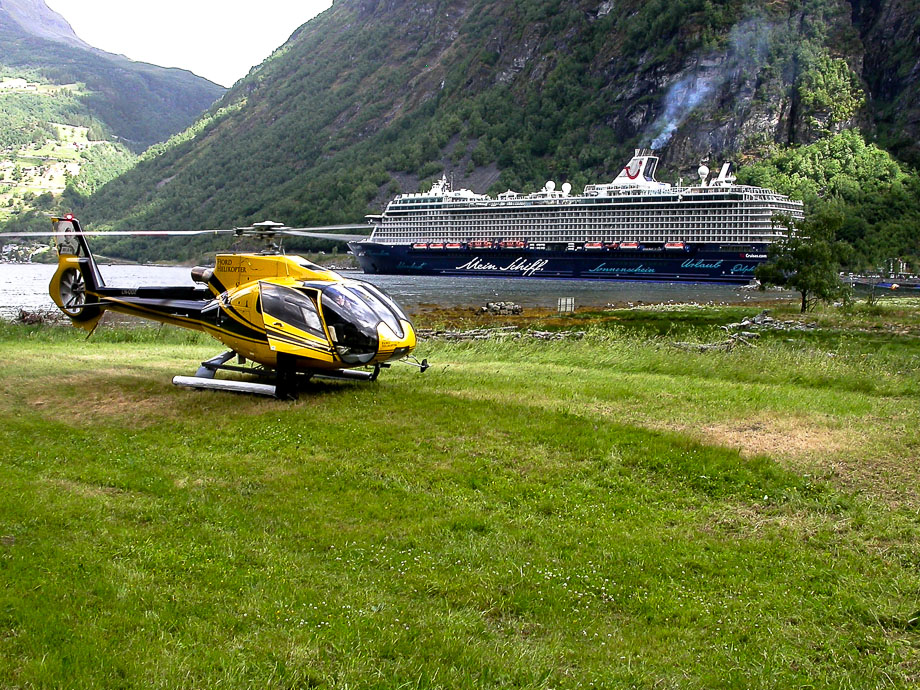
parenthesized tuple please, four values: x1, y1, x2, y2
(63, 0, 920, 265)
(1, 0, 90, 48)
(0, 0, 225, 150)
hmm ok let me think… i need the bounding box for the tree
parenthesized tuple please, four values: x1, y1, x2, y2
(756, 211, 852, 313)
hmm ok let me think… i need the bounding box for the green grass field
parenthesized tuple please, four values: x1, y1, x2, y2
(1, 302, 918, 688)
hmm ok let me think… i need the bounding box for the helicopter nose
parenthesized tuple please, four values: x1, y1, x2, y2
(376, 320, 416, 362)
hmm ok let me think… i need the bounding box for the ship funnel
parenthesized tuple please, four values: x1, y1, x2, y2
(611, 151, 668, 189)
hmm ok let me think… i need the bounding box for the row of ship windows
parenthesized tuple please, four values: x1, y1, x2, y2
(382, 213, 778, 223)
(376, 228, 777, 235)
(375, 230, 778, 241)
(388, 208, 786, 218)
(379, 236, 774, 244)
(373, 215, 794, 228)
(385, 216, 785, 227)
(376, 223, 775, 234)
(377, 217, 779, 226)
(373, 228, 776, 242)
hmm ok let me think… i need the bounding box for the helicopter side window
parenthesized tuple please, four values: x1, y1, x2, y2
(260, 283, 325, 338)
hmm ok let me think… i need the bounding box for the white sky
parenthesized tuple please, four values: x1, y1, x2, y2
(43, 1, 333, 87)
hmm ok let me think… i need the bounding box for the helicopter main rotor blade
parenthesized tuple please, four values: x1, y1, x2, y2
(0, 223, 370, 241)
(0, 229, 235, 238)
(287, 224, 370, 232)
(281, 224, 370, 242)
(281, 231, 370, 242)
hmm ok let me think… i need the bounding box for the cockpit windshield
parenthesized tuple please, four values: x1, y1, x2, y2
(358, 282, 411, 327)
(322, 284, 405, 336)
(320, 283, 403, 364)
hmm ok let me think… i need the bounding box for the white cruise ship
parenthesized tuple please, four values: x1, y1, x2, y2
(349, 150, 804, 282)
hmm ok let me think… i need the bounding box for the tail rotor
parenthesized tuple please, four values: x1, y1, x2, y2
(49, 215, 105, 328)
(57, 267, 87, 315)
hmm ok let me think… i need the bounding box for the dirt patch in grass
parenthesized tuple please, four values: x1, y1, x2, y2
(445, 384, 920, 506)
(683, 419, 847, 460)
(20, 371, 180, 425)
(48, 477, 131, 498)
(19, 369, 355, 428)
(658, 416, 920, 506)
(704, 503, 842, 540)
(446, 385, 852, 462)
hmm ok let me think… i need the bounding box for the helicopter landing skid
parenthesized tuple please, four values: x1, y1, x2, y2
(172, 375, 279, 397)
(172, 351, 382, 399)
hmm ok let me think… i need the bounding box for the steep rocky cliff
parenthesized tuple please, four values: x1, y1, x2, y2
(79, 0, 919, 235)
(851, 0, 920, 163)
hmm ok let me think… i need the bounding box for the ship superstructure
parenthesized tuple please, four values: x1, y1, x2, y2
(350, 150, 804, 283)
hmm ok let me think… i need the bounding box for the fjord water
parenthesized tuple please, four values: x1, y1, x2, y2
(0, 263, 790, 319)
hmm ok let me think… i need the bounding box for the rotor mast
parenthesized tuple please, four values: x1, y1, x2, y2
(233, 220, 288, 253)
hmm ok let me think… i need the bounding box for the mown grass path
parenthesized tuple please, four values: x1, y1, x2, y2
(1, 304, 918, 688)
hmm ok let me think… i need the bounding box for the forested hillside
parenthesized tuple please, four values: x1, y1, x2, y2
(40, 0, 920, 267)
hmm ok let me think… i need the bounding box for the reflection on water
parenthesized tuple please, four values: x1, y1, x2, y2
(347, 271, 786, 309)
(0, 262, 792, 319)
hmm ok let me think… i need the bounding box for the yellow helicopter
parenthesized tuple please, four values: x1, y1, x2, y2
(34, 215, 427, 398)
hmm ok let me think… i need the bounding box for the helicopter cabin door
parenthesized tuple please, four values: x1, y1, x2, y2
(259, 283, 334, 363)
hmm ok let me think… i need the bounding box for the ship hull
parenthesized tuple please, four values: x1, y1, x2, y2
(349, 242, 768, 283)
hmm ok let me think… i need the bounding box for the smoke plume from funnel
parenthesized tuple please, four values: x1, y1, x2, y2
(642, 18, 774, 150)
(648, 73, 719, 149)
